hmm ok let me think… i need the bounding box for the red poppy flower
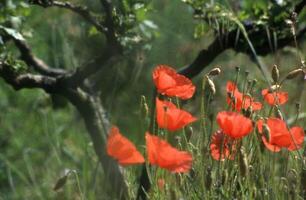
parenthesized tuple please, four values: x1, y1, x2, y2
(226, 81, 262, 111)
(216, 111, 253, 139)
(210, 130, 236, 161)
(261, 89, 288, 106)
(257, 118, 304, 152)
(107, 127, 145, 166)
(156, 98, 197, 131)
(153, 65, 196, 100)
(145, 132, 192, 173)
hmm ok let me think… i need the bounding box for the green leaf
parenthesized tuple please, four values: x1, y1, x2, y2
(0, 25, 24, 41)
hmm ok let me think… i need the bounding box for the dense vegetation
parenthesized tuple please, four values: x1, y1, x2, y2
(0, 0, 306, 199)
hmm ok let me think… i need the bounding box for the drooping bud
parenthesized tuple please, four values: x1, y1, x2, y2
(245, 106, 253, 118)
(275, 108, 284, 120)
(141, 95, 149, 118)
(235, 66, 240, 72)
(208, 67, 221, 76)
(286, 69, 303, 80)
(239, 146, 249, 177)
(262, 124, 271, 142)
(296, 102, 301, 111)
(268, 84, 281, 93)
(206, 76, 216, 95)
(272, 64, 280, 83)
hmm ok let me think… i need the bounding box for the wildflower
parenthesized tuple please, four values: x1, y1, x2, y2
(216, 111, 253, 139)
(261, 89, 288, 106)
(156, 98, 197, 132)
(153, 65, 195, 100)
(226, 81, 262, 112)
(145, 132, 192, 173)
(107, 127, 145, 166)
(210, 130, 236, 161)
(257, 118, 304, 152)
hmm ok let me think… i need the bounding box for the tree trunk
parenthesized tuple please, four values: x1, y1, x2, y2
(63, 89, 128, 199)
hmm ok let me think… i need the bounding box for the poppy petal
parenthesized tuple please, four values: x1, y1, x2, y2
(226, 81, 262, 111)
(156, 98, 197, 131)
(262, 89, 288, 106)
(216, 111, 253, 138)
(257, 118, 304, 152)
(153, 65, 196, 100)
(146, 132, 192, 173)
(210, 130, 236, 161)
(261, 136, 281, 152)
(287, 127, 305, 151)
(107, 127, 145, 166)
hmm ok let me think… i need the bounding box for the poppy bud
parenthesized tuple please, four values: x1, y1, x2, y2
(296, 102, 301, 111)
(208, 67, 221, 76)
(239, 146, 249, 177)
(186, 127, 193, 141)
(268, 84, 281, 93)
(287, 169, 298, 185)
(272, 64, 280, 83)
(205, 166, 212, 190)
(245, 70, 250, 77)
(286, 69, 303, 80)
(244, 106, 253, 118)
(206, 76, 216, 95)
(262, 124, 271, 142)
(235, 66, 240, 72)
(141, 95, 149, 117)
(275, 108, 284, 120)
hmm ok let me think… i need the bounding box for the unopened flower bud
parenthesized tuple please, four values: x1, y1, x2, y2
(206, 76, 216, 95)
(235, 66, 240, 72)
(286, 69, 303, 80)
(263, 124, 270, 142)
(275, 109, 284, 120)
(268, 84, 281, 92)
(239, 146, 249, 177)
(272, 64, 280, 83)
(208, 67, 221, 76)
(245, 106, 253, 118)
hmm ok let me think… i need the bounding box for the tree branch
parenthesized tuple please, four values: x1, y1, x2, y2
(28, 0, 123, 83)
(294, 0, 306, 14)
(13, 39, 66, 76)
(0, 60, 57, 91)
(179, 25, 306, 78)
(29, 0, 108, 33)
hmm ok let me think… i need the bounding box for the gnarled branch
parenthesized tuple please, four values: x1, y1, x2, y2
(13, 39, 66, 76)
(0, 60, 57, 91)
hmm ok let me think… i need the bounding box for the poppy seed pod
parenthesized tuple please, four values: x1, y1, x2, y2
(286, 69, 304, 80)
(272, 64, 280, 83)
